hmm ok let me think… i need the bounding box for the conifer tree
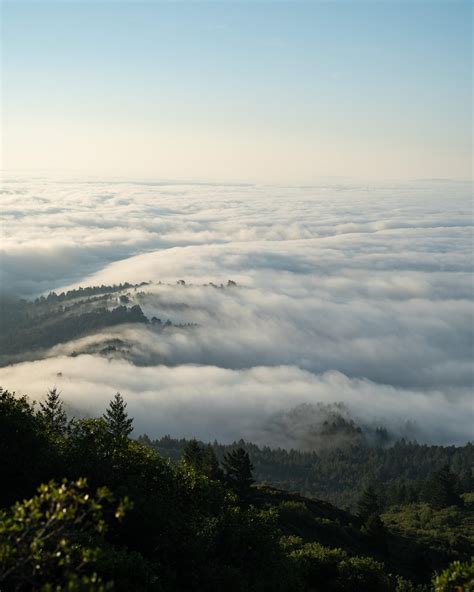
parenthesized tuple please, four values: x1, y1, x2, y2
(182, 440, 224, 481)
(222, 447, 254, 496)
(103, 393, 133, 440)
(357, 485, 387, 546)
(427, 465, 462, 509)
(203, 444, 224, 481)
(357, 485, 380, 521)
(38, 388, 67, 435)
(182, 439, 204, 471)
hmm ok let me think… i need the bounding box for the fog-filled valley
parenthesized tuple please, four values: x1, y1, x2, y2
(1, 175, 472, 447)
(2, 0, 472, 587)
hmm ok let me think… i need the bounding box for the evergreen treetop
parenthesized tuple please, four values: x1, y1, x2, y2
(38, 388, 67, 435)
(103, 392, 133, 440)
(222, 447, 254, 496)
(427, 465, 462, 510)
(357, 485, 381, 521)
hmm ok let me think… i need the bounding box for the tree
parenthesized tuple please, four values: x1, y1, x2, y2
(362, 512, 387, 549)
(357, 486, 386, 547)
(0, 388, 58, 506)
(182, 439, 204, 471)
(203, 444, 224, 481)
(426, 465, 462, 510)
(182, 441, 223, 481)
(0, 478, 129, 591)
(103, 393, 133, 440)
(357, 486, 380, 521)
(38, 388, 67, 435)
(222, 447, 254, 497)
(433, 558, 474, 592)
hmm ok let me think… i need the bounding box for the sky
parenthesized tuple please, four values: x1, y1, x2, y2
(1, 1, 472, 182)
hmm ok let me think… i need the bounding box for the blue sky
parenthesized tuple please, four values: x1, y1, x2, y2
(2, 1, 472, 181)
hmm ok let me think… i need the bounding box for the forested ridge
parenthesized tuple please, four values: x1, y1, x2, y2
(1, 387, 473, 591)
(0, 285, 149, 361)
(0, 281, 229, 365)
(143, 435, 474, 510)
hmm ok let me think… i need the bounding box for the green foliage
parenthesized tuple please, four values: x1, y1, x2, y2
(1, 386, 472, 591)
(382, 501, 473, 561)
(0, 388, 59, 506)
(223, 447, 255, 498)
(288, 540, 391, 591)
(182, 438, 204, 469)
(433, 558, 474, 592)
(426, 466, 463, 510)
(393, 575, 430, 591)
(0, 479, 129, 591)
(0, 295, 149, 360)
(103, 393, 133, 441)
(358, 486, 381, 520)
(38, 388, 68, 436)
(148, 435, 474, 510)
(181, 439, 223, 481)
(201, 506, 298, 592)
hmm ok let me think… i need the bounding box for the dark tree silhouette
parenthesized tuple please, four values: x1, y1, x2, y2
(203, 444, 224, 481)
(222, 447, 254, 496)
(182, 439, 204, 471)
(182, 440, 224, 481)
(427, 465, 462, 509)
(358, 485, 387, 547)
(103, 392, 133, 440)
(38, 388, 67, 435)
(357, 485, 380, 521)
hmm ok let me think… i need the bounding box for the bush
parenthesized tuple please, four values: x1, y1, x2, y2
(0, 479, 129, 591)
(434, 558, 474, 592)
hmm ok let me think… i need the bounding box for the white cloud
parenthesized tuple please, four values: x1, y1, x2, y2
(0, 356, 471, 446)
(0, 175, 472, 446)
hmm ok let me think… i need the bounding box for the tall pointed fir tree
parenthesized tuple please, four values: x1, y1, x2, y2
(38, 388, 67, 435)
(222, 447, 254, 497)
(182, 439, 205, 472)
(103, 393, 133, 441)
(357, 485, 380, 521)
(182, 440, 224, 481)
(357, 485, 387, 547)
(427, 465, 462, 509)
(203, 444, 224, 481)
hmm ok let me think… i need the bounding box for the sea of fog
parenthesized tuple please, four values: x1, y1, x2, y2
(0, 175, 472, 446)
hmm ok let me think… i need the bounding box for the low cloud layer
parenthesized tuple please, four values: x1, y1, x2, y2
(0, 175, 472, 446)
(0, 356, 471, 446)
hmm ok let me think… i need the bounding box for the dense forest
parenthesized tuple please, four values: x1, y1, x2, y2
(1, 387, 472, 591)
(0, 281, 233, 365)
(0, 284, 181, 367)
(143, 434, 474, 510)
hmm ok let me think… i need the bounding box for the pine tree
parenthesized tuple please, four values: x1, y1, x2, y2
(182, 439, 204, 471)
(222, 447, 254, 497)
(182, 441, 224, 481)
(103, 393, 133, 440)
(38, 388, 67, 435)
(427, 465, 462, 509)
(203, 444, 224, 481)
(357, 485, 380, 521)
(357, 485, 387, 546)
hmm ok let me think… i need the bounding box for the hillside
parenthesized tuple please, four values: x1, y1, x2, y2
(141, 435, 474, 510)
(0, 283, 195, 366)
(1, 387, 473, 591)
